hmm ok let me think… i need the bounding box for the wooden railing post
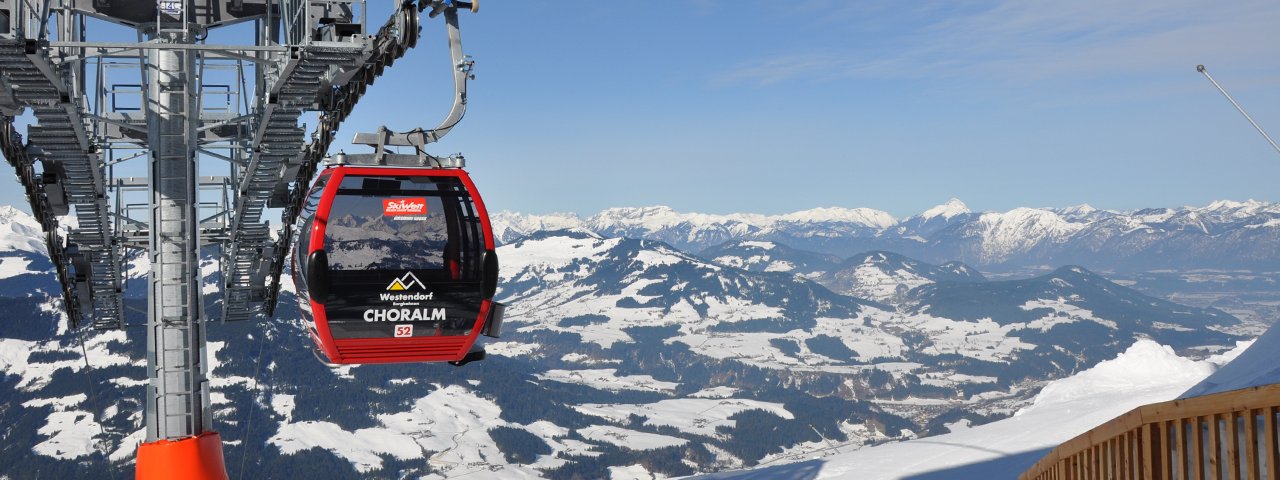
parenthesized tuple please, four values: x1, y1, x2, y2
(1265, 406, 1278, 480)
(1145, 423, 1162, 480)
(1087, 445, 1094, 480)
(1130, 430, 1138, 480)
(1112, 437, 1120, 479)
(1194, 416, 1206, 480)
(1178, 418, 1188, 480)
(1210, 414, 1222, 480)
(1093, 444, 1100, 479)
(1162, 421, 1171, 480)
(1227, 411, 1241, 480)
(1242, 409, 1258, 480)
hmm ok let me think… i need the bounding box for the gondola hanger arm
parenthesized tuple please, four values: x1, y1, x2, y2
(410, 0, 476, 145)
(336, 0, 476, 168)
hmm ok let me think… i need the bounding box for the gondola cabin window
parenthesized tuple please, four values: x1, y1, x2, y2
(327, 176, 449, 271)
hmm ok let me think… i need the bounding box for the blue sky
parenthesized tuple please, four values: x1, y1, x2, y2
(4, 0, 1280, 217)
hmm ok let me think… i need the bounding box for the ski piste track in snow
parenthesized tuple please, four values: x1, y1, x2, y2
(0, 0, 491, 477)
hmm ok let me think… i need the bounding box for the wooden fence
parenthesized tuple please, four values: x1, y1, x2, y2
(1019, 384, 1280, 480)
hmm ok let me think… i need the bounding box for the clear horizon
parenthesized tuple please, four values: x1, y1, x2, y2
(483, 197, 1277, 219)
(3, 195, 1276, 220)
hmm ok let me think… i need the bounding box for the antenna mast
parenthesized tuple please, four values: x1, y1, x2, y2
(1196, 64, 1280, 156)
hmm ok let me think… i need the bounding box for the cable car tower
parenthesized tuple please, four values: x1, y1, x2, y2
(0, 0, 478, 477)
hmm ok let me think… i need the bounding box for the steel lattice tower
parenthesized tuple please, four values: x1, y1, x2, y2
(0, 0, 475, 476)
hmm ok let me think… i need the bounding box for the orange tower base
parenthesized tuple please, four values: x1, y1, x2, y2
(136, 432, 228, 480)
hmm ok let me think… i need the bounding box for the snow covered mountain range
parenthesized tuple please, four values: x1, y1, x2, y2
(0, 203, 1266, 479)
(493, 199, 1280, 271)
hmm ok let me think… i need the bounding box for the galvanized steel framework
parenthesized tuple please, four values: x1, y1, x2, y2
(0, 0, 463, 443)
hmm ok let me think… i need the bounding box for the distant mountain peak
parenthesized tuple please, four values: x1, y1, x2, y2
(975, 207, 1078, 229)
(1058, 204, 1098, 214)
(0, 205, 28, 220)
(519, 227, 602, 241)
(779, 207, 896, 228)
(920, 198, 970, 220)
(820, 250, 984, 304)
(737, 240, 776, 249)
(1049, 265, 1094, 278)
(1205, 199, 1264, 211)
(600, 205, 677, 217)
(0, 206, 46, 255)
(852, 250, 902, 265)
(1198, 199, 1276, 222)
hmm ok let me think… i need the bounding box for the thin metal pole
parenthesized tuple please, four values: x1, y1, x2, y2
(1197, 65, 1280, 157)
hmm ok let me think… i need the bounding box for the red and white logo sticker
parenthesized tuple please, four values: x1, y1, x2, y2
(383, 198, 427, 215)
(394, 324, 414, 338)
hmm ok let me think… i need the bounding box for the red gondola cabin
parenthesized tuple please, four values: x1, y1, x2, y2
(292, 166, 501, 365)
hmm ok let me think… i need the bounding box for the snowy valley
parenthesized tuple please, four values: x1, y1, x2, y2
(0, 200, 1274, 479)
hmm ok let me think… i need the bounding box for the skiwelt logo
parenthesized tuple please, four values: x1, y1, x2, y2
(383, 198, 427, 216)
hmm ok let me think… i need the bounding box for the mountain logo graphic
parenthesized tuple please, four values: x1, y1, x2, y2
(386, 271, 426, 291)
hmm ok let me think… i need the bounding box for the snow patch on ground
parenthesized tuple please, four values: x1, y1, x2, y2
(561, 352, 621, 365)
(575, 398, 793, 438)
(611, 463, 669, 480)
(271, 394, 296, 422)
(270, 421, 422, 473)
(579, 425, 688, 451)
(269, 385, 552, 478)
(690, 387, 738, 399)
(108, 377, 149, 387)
(0, 256, 37, 279)
(1021, 298, 1116, 330)
(23, 394, 88, 411)
(486, 341, 540, 357)
(918, 372, 998, 387)
(0, 331, 134, 391)
(109, 428, 147, 462)
(206, 340, 260, 405)
(537, 369, 679, 393)
(756, 421, 893, 468)
(857, 308, 1034, 363)
(33, 411, 101, 460)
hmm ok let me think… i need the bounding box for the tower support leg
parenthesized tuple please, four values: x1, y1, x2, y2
(137, 28, 225, 480)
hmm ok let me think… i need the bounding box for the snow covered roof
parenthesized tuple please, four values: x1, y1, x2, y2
(1179, 320, 1280, 398)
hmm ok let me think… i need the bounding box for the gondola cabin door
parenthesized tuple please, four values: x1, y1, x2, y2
(293, 166, 498, 364)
